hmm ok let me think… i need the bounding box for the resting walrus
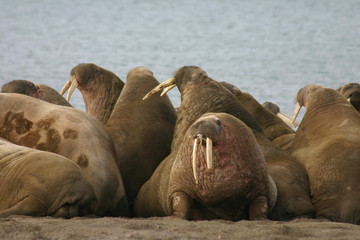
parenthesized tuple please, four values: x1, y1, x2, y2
(1, 79, 72, 107)
(134, 112, 277, 221)
(0, 93, 128, 217)
(0, 138, 96, 218)
(291, 84, 360, 224)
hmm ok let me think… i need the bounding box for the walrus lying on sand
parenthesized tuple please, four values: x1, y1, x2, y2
(0, 93, 128, 217)
(134, 112, 277, 221)
(291, 84, 360, 224)
(0, 138, 96, 218)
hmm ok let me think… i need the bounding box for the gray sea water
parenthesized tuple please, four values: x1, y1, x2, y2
(1, 0, 359, 118)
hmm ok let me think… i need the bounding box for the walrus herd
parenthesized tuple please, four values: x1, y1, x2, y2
(1, 64, 360, 225)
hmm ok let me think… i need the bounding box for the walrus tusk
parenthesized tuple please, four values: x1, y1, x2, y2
(143, 78, 176, 100)
(347, 97, 351, 103)
(192, 137, 199, 184)
(65, 77, 78, 101)
(60, 79, 71, 96)
(291, 103, 302, 125)
(160, 85, 176, 97)
(277, 112, 300, 128)
(206, 137, 213, 169)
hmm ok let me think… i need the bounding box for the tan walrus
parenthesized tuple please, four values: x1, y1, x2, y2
(0, 93, 128, 217)
(291, 84, 360, 224)
(0, 138, 96, 218)
(134, 113, 277, 221)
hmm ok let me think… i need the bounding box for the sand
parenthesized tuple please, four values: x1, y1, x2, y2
(1, 216, 360, 240)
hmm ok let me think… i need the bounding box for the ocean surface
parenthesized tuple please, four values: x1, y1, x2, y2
(1, 0, 359, 119)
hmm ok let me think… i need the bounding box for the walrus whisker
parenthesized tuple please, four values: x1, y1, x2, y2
(291, 103, 302, 124)
(192, 137, 199, 184)
(60, 79, 71, 96)
(66, 77, 79, 101)
(277, 112, 299, 128)
(160, 85, 176, 97)
(206, 137, 213, 169)
(142, 78, 176, 100)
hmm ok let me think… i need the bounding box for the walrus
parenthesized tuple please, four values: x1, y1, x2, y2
(291, 84, 360, 224)
(60, 63, 124, 124)
(134, 113, 277, 221)
(0, 138, 96, 218)
(1, 79, 72, 107)
(0, 93, 128, 217)
(262, 101, 300, 128)
(337, 82, 360, 112)
(219, 82, 314, 220)
(143, 66, 264, 151)
(220, 82, 296, 151)
(105, 66, 177, 209)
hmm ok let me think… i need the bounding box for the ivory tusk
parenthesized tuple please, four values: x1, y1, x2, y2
(65, 77, 78, 101)
(347, 97, 351, 103)
(60, 79, 71, 96)
(192, 137, 199, 184)
(291, 103, 302, 125)
(206, 137, 213, 169)
(160, 85, 176, 97)
(277, 112, 300, 128)
(143, 78, 176, 100)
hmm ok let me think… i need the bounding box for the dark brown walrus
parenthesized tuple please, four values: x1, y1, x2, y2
(105, 66, 177, 208)
(219, 82, 314, 220)
(143, 66, 264, 151)
(1, 79, 72, 107)
(337, 82, 360, 112)
(0, 138, 96, 218)
(134, 113, 277, 221)
(0, 93, 128, 217)
(291, 84, 360, 224)
(60, 63, 125, 124)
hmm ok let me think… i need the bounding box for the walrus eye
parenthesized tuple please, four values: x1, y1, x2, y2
(216, 119, 222, 126)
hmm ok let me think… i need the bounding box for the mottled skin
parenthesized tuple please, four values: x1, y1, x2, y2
(64, 63, 124, 124)
(134, 113, 277, 221)
(0, 93, 128, 217)
(221, 82, 295, 151)
(105, 67, 176, 208)
(0, 138, 96, 218)
(220, 82, 314, 220)
(1, 80, 72, 107)
(290, 84, 360, 224)
(337, 82, 360, 112)
(169, 66, 264, 151)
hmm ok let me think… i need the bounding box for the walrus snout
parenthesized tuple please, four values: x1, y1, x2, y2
(189, 116, 222, 143)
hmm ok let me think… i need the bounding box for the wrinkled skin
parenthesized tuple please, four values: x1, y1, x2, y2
(1, 79, 72, 107)
(0, 93, 128, 217)
(168, 66, 264, 151)
(106, 67, 176, 210)
(220, 82, 314, 220)
(134, 113, 277, 221)
(0, 138, 96, 218)
(337, 82, 360, 112)
(61, 63, 124, 124)
(290, 84, 360, 224)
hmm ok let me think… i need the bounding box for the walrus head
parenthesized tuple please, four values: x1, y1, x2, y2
(337, 82, 360, 111)
(143, 66, 209, 100)
(60, 63, 124, 102)
(1, 79, 39, 98)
